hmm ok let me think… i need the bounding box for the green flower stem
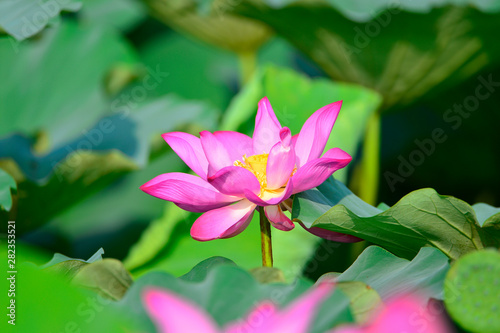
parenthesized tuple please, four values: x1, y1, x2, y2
(359, 111, 381, 206)
(238, 51, 257, 85)
(258, 206, 273, 267)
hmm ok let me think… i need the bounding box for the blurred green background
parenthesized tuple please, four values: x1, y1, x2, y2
(1, 0, 499, 282)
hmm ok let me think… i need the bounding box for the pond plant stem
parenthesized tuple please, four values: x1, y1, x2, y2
(258, 206, 273, 267)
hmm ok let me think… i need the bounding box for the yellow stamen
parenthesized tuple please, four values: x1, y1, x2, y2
(234, 153, 297, 197)
(234, 154, 269, 193)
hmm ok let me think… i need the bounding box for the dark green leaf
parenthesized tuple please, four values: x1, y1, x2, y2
(293, 178, 487, 260)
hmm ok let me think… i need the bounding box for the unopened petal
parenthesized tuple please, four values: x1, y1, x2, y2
(140, 172, 239, 212)
(294, 101, 342, 168)
(266, 127, 296, 190)
(191, 199, 256, 241)
(253, 97, 282, 155)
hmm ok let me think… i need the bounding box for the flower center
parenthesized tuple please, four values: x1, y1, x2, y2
(233, 154, 269, 191)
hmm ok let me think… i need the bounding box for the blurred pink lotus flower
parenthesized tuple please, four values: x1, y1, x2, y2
(333, 295, 454, 333)
(143, 283, 334, 333)
(141, 97, 359, 242)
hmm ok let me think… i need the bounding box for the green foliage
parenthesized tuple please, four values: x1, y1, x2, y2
(444, 249, 500, 333)
(1, 243, 132, 332)
(71, 259, 134, 300)
(234, 1, 500, 108)
(335, 281, 382, 324)
(322, 246, 450, 301)
(117, 257, 354, 332)
(142, 0, 271, 54)
(0, 95, 220, 234)
(80, 0, 147, 31)
(40, 248, 133, 300)
(0, 0, 82, 40)
(136, 31, 238, 110)
(0, 21, 138, 147)
(0, 169, 16, 211)
(41, 248, 104, 279)
(293, 177, 500, 260)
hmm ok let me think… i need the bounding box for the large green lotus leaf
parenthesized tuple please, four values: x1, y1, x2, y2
(0, 95, 220, 235)
(0, 242, 134, 332)
(221, 65, 382, 183)
(142, 0, 271, 54)
(117, 257, 353, 333)
(233, 1, 500, 109)
(292, 177, 500, 260)
(0, 21, 138, 148)
(80, 0, 147, 31)
(0, 168, 16, 211)
(320, 246, 450, 301)
(0, 0, 82, 40)
(261, 0, 500, 19)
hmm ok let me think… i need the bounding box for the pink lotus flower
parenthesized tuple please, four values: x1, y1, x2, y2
(333, 295, 454, 333)
(143, 283, 334, 333)
(140, 97, 359, 241)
